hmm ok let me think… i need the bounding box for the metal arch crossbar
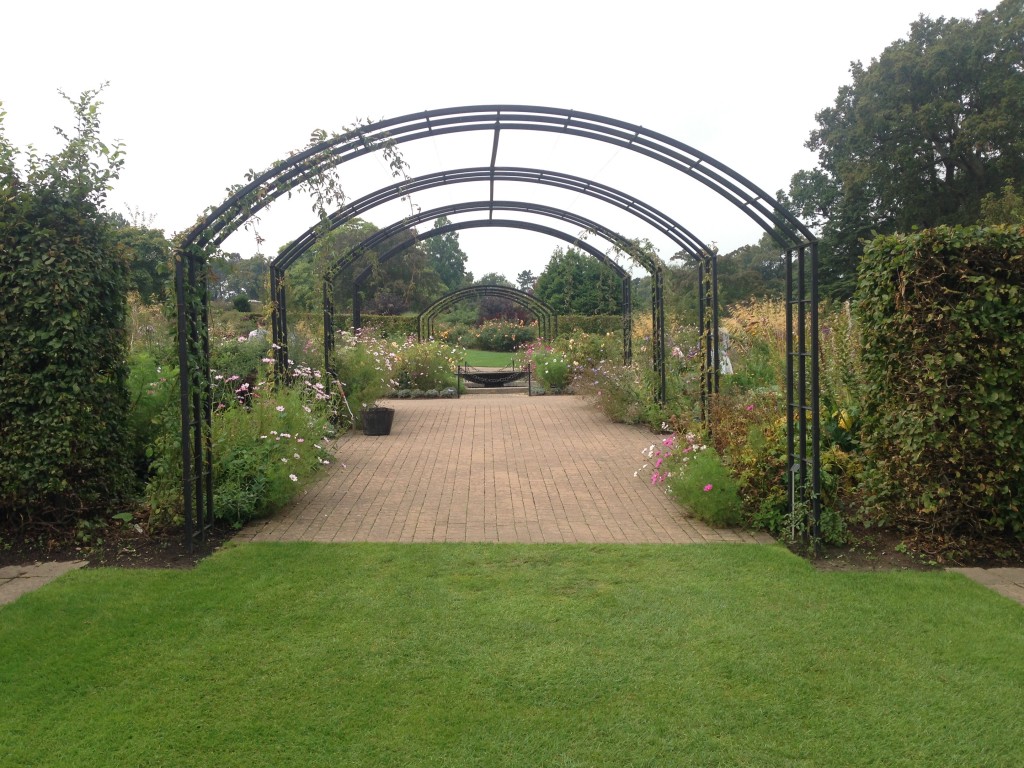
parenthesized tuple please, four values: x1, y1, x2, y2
(174, 104, 819, 553)
(418, 285, 558, 343)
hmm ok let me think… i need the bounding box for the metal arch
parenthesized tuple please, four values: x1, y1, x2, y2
(175, 104, 819, 552)
(180, 105, 814, 255)
(321, 218, 636, 375)
(418, 285, 558, 342)
(271, 165, 714, 273)
(328, 200, 657, 276)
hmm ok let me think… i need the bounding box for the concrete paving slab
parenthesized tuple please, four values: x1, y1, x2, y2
(0, 560, 87, 607)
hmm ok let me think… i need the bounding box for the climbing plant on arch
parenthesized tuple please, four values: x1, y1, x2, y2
(174, 105, 821, 549)
(417, 285, 558, 342)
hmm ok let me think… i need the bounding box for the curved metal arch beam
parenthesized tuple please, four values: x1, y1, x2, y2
(272, 166, 712, 273)
(328, 200, 662, 280)
(421, 285, 556, 324)
(182, 105, 813, 256)
(418, 284, 558, 342)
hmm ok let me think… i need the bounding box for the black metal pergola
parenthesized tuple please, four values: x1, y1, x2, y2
(267, 165, 722, 393)
(174, 105, 820, 549)
(417, 284, 558, 342)
(317, 202, 662, 378)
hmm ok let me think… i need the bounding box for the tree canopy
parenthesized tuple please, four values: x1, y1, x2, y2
(787, 0, 1024, 296)
(422, 216, 470, 291)
(534, 247, 622, 315)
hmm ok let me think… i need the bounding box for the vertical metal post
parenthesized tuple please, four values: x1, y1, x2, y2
(785, 246, 796, 520)
(200, 259, 213, 541)
(622, 276, 632, 364)
(697, 258, 707, 422)
(174, 247, 194, 551)
(278, 270, 289, 374)
(187, 254, 205, 548)
(809, 242, 822, 541)
(654, 267, 666, 404)
(323, 275, 334, 378)
(270, 266, 282, 383)
(711, 250, 720, 395)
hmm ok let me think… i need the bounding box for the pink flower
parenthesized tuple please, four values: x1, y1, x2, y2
(703, 484, 713, 492)
(276, 405, 285, 412)
(745, 404, 755, 412)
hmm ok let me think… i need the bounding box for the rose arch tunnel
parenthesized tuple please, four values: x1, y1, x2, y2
(173, 105, 821, 550)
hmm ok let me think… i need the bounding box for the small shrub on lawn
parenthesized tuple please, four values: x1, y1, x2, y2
(668, 443, 743, 527)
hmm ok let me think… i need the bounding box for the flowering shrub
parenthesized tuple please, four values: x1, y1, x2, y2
(638, 432, 742, 527)
(530, 348, 572, 391)
(466, 319, 538, 352)
(210, 382, 332, 527)
(146, 350, 335, 529)
(331, 329, 399, 416)
(393, 339, 462, 391)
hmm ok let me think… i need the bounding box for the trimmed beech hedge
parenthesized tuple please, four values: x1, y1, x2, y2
(855, 225, 1024, 543)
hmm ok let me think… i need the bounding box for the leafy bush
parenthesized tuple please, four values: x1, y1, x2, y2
(0, 88, 133, 521)
(393, 339, 461, 391)
(331, 330, 399, 424)
(125, 353, 176, 482)
(855, 225, 1024, 548)
(468, 319, 538, 351)
(666, 446, 743, 527)
(210, 383, 332, 527)
(335, 314, 418, 338)
(556, 314, 622, 336)
(232, 294, 252, 312)
(531, 348, 572, 391)
(145, 368, 333, 529)
(641, 433, 742, 527)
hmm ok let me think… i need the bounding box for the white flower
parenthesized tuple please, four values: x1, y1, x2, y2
(289, 474, 298, 482)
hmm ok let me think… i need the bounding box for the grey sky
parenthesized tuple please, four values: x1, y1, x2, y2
(3, 0, 991, 279)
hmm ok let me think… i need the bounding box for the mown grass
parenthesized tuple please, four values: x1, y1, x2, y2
(2, 543, 1021, 767)
(461, 349, 523, 368)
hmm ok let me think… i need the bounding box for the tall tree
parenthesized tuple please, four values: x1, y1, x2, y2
(423, 215, 469, 290)
(516, 269, 536, 292)
(534, 247, 622, 315)
(787, 0, 1024, 296)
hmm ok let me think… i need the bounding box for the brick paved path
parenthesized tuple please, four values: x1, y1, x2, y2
(237, 394, 774, 545)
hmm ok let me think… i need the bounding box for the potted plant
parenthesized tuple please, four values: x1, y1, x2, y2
(361, 402, 395, 436)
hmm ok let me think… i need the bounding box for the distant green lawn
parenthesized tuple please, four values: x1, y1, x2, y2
(461, 348, 523, 367)
(2, 543, 1022, 767)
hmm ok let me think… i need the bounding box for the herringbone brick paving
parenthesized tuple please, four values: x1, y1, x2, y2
(237, 394, 775, 545)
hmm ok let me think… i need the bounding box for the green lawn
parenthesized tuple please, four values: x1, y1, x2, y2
(461, 348, 523, 368)
(2, 543, 1022, 767)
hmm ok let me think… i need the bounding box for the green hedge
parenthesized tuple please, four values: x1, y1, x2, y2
(337, 315, 418, 339)
(0, 93, 133, 521)
(855, 225, 1024, 545)
(556, 315, 622, 336)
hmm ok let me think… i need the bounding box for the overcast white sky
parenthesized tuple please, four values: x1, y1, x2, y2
(3, 0, 992, 280)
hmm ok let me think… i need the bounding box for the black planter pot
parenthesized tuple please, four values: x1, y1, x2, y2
(362, 406, 395, 436)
